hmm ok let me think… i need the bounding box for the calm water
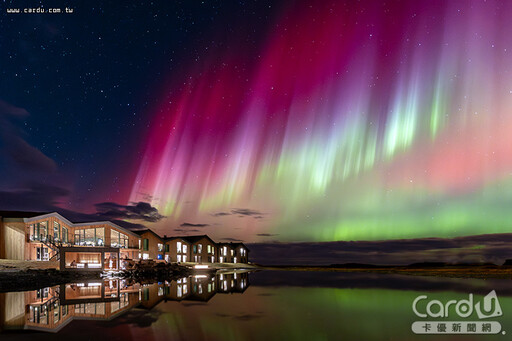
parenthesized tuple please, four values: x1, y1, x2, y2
(1, 270, 511, 340)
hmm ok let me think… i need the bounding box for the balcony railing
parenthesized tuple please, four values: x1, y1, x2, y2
(29, 235, 139, 250)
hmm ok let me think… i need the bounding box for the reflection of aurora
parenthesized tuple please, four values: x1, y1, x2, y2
(128, 1, 512, 242)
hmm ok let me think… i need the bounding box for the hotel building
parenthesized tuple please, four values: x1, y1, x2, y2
(0, 211, 249, 270)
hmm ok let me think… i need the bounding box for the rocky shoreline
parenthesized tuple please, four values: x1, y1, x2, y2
(0, 262, 195, 292)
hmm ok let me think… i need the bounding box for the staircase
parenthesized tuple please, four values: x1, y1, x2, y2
(41, 235, 62, 261)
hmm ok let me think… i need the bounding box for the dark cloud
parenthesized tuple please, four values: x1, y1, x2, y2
(0, 182, 70, 211)
(180, 222, 209, 227)
(220, 237, 244, 242)
(181, 302, 207, 307)
(94, 201, 165, 222)
(256, 233, 279, 237)
(231, 208, 262, 216)
(214, 313, 231, 318)
(248, 234, 512, 266)
(211, 212, 231, 217)
(233, 313, 263, 321)
(173, 228, 201, 233)
(111, 220, 148, 230)
(0, 100, 57, 173)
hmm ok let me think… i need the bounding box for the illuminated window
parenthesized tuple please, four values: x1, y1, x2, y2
(53, 221, 60, 241)
(158, 243, 163, 252)
(142, 253, 149, 260)
(198, 244, 202, 253)
(183, 244, 188, 253)
(177, 242, 182, 253)
(62, 227, 68, 243)
(111, 230, 128, 248)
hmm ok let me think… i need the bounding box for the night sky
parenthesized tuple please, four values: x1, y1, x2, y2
(2, 1, 512, 263)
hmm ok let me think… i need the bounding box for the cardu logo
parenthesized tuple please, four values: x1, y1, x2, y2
(411, 290, 504, 335)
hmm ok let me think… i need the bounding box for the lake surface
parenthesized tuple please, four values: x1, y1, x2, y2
(1, 270, 511, 340)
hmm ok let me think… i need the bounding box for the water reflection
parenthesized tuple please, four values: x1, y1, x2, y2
(0, 271, 250, 333)
(2, 272, 512, 340)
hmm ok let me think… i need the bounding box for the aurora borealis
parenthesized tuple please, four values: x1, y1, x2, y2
(3, 1, 512, 244)
(128, 0, 512, 242)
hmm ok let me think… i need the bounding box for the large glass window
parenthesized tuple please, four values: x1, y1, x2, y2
(75, 229, 84, 245)
(31, 222, 48, 241)
(39, 222, 48, 240)
(85, 229, 95, 245)
(110, 229, 128, 248)
(74, 228, 104, 246)
(177, 242, 182, 253)
(120, 233, 128, 248)
(111, 230, 119, 247)
(96, 228, 104, 246)
(198, 244, 202, 253)
(158, 243, 163, 252)
(143, 239, 149, 251)
(62, 227, 68, 243)
(183, 244, 187, 253)
(53, 222, 60, 241)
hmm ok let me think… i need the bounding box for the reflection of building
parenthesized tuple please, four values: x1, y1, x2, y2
(0, 272, 251, 333)
(0, 211, 250, 268)
(0, 279, 142, 333)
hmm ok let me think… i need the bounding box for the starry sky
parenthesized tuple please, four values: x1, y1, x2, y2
(2, 0, 512, 250)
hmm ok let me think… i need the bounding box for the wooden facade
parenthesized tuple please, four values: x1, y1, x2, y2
(0, 211, 250, 267)
(164, 237, 191, 263)
(135, 229, 165, 261)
